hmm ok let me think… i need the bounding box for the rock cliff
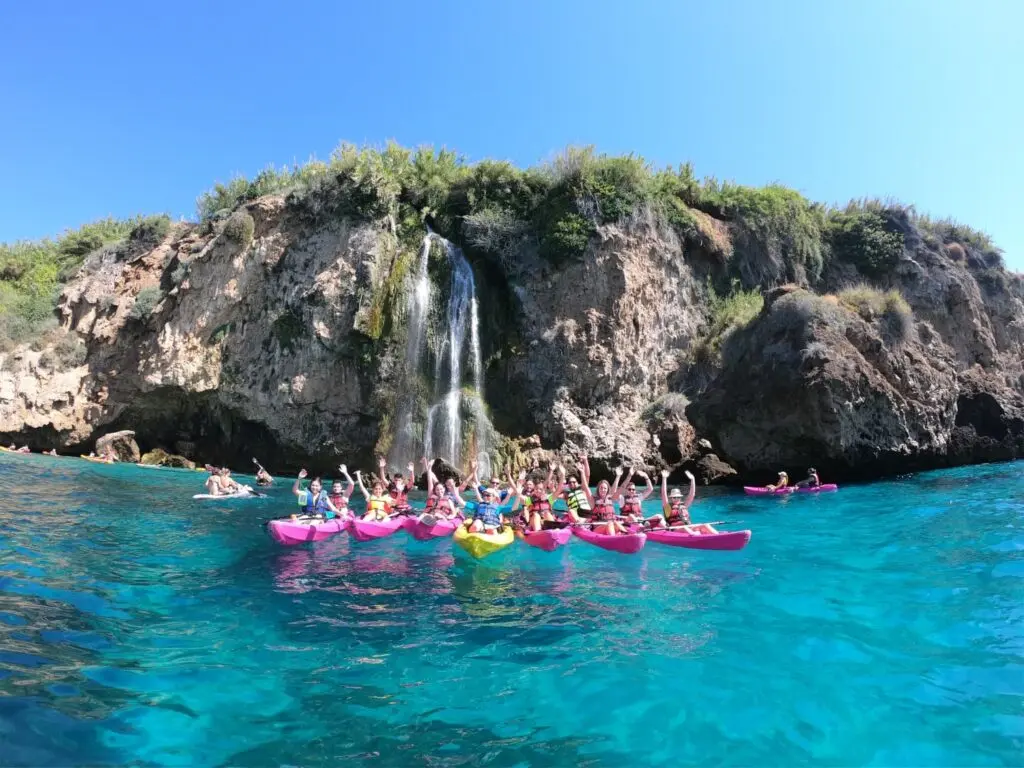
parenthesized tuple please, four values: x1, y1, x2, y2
(1, 148, 1021, 481)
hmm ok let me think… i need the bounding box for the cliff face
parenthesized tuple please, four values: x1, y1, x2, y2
(1, 154, 1022, 482)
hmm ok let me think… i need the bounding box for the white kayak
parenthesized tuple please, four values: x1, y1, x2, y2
(192, 487, 261, 500)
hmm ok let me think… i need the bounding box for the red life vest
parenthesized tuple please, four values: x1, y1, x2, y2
(665, 500, 690, 525)
(329, 493, 348, 512)
(620, 494, 642, 516)
(592, 498, 617, 521)
(529, 492, 551, 514)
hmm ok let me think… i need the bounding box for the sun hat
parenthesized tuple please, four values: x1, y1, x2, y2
(669, 488, 683, 498)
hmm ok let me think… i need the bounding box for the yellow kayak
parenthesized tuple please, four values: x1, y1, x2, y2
(80, 455, 114, 464)
(453, 525, 515, 559)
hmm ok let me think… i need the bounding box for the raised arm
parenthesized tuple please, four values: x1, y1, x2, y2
(457, 460, 474, 492)
(422, 457, 434, 496)
(509, 470, 527, 512)
(581, 455, 591, 487)
(683, 470, 696, 507)
(579, 462, 596, 507)
(611, 466, 624, 499)
(355, 470, 370, 499)
(637, 470, 654, 502)
(376, 456, 388, 486)
(616, 467, 635, 501)
(544, 461, 555, 491)
(292, 468, 308, 497)
(661, 469, 670, 508)
(339, 464, 355, 499)
(406, 463, 415, 490)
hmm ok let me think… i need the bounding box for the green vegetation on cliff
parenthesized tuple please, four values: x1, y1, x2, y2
(0, 141, 1007, 357)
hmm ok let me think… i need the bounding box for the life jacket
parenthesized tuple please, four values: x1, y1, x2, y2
(389, 484, 410, 510)
(620, 494, 642, 516)
(474, 501, 502, 527)
(367, 494, 392, 518)
(565, 488, 591, 515)
(592, 498, 617, 522)
(664, 500, 690, 525)
(301, 490, 331, 517)
(528, 492, 551, 514)
(329, 493, 348, 513)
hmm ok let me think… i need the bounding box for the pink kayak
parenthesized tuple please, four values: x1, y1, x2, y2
(795, 483, 838, 493)
(267, 517, 349, 546)
(572, 525, 646, 554)
(744, 486, 796, 496)
(409, 516, 461, 541)
(520, 526, 572, 552)
(350, 516, 408, 542)
(646, 525, 751, 551)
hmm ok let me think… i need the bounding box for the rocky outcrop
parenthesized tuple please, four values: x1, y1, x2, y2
(139, 448, 196, 469)
(1, 185, 1022, 482)
(95, 430, 141, 463)
(689, 287, 1024, 479)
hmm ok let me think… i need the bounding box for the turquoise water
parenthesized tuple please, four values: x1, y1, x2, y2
(0, 456, 1021, 766)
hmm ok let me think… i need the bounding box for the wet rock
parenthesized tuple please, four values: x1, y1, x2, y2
(95, 430, 140, 463)
(139, 448, 196, 469)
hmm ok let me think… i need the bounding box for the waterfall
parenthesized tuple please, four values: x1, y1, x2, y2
(390, 233, 493, 476)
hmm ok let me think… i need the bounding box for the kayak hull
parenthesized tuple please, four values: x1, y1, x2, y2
(743, 486, 795, 496)
(795, 483, 838, 493)
(350, 516, 407, 542)
(268, 517, 348, 546)
(520, 527, 572, 552)
(193, 489, 254, 500)
(572, 525, 646, 554)
(646, 526, 751, 551)
(453, 525, 515, 559)
(409, 517, 461, 541)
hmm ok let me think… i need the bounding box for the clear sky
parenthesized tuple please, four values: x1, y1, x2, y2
(2, 0, 1022, 266)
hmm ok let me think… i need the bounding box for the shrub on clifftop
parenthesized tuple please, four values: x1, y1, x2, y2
(838, 285, 913, 347)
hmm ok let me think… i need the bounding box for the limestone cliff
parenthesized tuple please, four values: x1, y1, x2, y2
(1, 150, 1021, 482)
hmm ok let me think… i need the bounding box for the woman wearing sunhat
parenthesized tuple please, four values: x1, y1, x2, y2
(655, 469, 696, 527)
(766, 471, 789, 491)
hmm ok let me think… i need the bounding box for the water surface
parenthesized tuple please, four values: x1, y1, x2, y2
(0, 456, 1021, 765)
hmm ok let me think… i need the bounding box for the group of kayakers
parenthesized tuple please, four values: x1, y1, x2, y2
(281, 454, 702, 536)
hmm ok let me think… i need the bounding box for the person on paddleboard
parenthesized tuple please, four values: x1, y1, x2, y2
(794, 468, 821, 489)
(291, 469, 340, 519)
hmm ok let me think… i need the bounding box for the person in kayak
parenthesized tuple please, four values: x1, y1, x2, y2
(794, 468, 821, 489)
(291, 469, 340, 519)
(616, 467, 654, 523)
(379, 457, 416, 515)
(252, 458, 274, 486)
(588, 475, 630, 535)
(328, 465, 356, 519)
(658, 469, 696, 527)
(465, 486, 508, 534)
(356, 470, 394, 521)
(509, 470, 560, 532)
(766, 471, 789, 491)
(561, 456, 593, 523)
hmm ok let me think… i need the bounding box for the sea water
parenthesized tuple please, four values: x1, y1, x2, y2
(0, 456, 1021, 766)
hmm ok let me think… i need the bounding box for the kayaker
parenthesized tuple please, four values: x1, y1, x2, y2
(380, 457, 416, 515)
(465, 486, 507, 534)
(420, 482, 460, 524)
(16, 445, 30, 454)
(658, 469, 696, 527)
(252, 458, 274, 486)
(291, 469, 340, 519)
(766, 471, 789, 491)
(356, 470, 394, 521)
(561, 456, 593, 523)
(794, 468, 821, 489)
(509, 471, 558, 532)
(45, 449, 58, 457)
(328, 464, 356, 518)
(616, 467, 654, 522)
(589, 478, 628, 535)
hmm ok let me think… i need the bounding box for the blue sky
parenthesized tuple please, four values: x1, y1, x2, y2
(2, 0, 1022, 266)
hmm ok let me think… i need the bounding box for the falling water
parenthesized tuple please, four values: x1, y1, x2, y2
(392, 233, 492, 475)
